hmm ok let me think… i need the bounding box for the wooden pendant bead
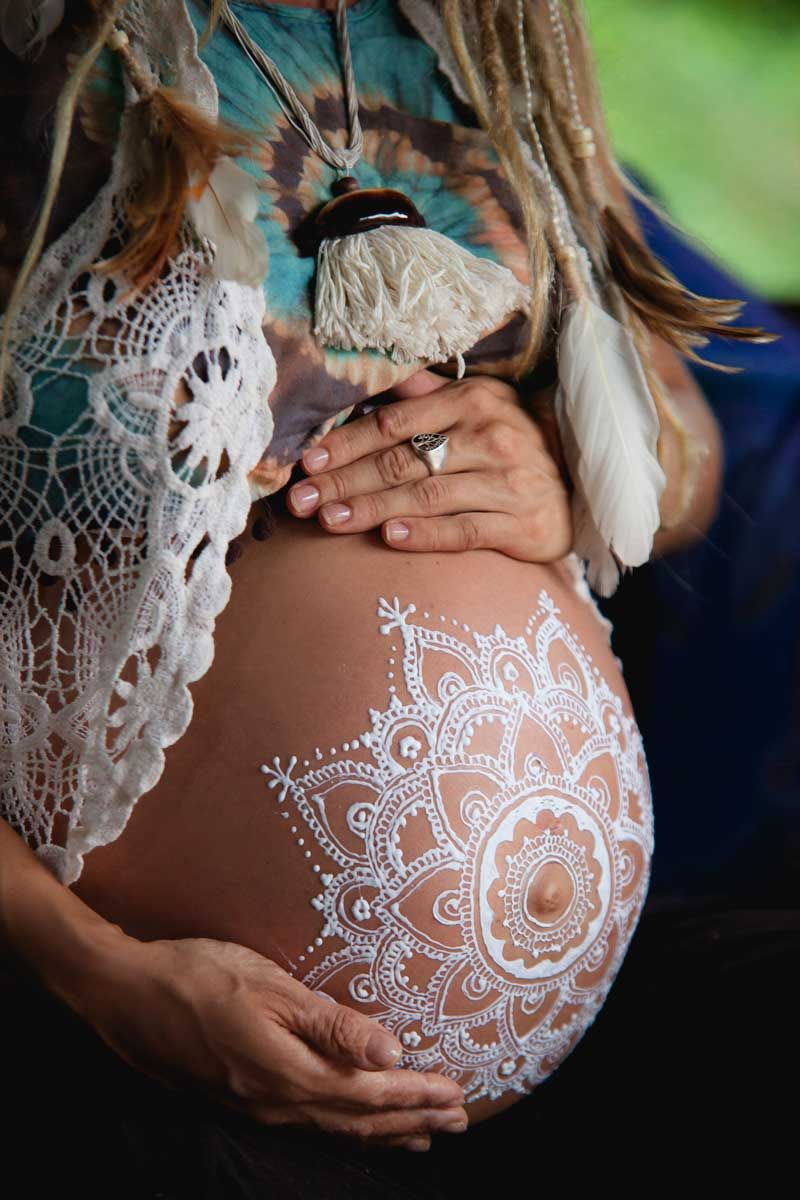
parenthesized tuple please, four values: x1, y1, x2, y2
(331, 176, 361, 197)
(314, 186, 427, 241)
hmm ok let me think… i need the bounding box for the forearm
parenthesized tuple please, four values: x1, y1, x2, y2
(648, 335, 723, 558)
(0, 817, 130, 1019)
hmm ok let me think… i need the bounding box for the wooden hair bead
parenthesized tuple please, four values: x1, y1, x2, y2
(106, 28, 130, 52)
(568, 122, 596, 159)
(569, 123, 595, 144)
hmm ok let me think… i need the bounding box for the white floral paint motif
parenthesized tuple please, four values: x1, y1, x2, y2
(260, 592, 653, 1105)
(399, 735, 422, 760)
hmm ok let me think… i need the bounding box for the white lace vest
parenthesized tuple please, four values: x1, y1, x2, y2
(0, 0, 608, 885)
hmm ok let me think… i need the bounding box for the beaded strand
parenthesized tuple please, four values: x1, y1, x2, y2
(545, 1, 596, 160)
(106, 25, 155, 96)
(514, 0, 584, 293)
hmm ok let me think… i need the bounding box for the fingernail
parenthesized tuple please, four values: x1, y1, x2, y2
(365, 1031, 402, 1068)
(321, 502, 351, 526)
(385, 521, 409, 542)
(439, 1119, 468, 1134)
(406, 1139, 431, 1153)
(303, 446, 330, 471)
(290, 482, 320, 513)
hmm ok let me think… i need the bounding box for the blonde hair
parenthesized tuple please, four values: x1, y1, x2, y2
(439, 0, 772, 524)
(2, 0, 773, 515)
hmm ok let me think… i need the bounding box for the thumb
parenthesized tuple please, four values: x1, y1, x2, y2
(292, 989, 404, 1071)
(384, 368, 452, 401)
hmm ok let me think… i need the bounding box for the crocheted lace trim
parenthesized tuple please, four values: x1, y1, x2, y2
(1, 0, 609, 885)
(0, 0, 275, 883)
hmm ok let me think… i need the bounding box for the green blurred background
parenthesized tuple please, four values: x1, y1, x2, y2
(584, 0, 800, 301)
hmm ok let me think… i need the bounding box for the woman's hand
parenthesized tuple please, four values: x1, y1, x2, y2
(287, 371, 572, 562)
(86, 934, 467, 1152)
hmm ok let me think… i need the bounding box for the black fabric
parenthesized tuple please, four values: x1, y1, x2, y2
(3, 891, 797, 1196)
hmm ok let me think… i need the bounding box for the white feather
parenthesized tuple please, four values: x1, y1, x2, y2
(187, 157, 269, 288)
(0, 0, 64, 58)
(555, 297, 665, 580)
(571, 491, 620, 598)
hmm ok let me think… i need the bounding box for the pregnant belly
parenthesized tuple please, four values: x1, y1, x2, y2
(72, 505, 654, 1123)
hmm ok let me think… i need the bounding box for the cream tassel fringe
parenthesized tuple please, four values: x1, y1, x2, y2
(314, 226, 530, 375)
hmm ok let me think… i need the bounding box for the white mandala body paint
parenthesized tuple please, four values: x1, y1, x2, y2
(261, 591, 653, 1105)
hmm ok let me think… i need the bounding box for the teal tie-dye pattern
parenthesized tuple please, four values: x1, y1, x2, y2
(16, 1, 532, 505)
(181, 0, 531, 495)
(186, 0, 504, 329)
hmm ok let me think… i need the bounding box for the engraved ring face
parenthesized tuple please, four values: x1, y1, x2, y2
(411, 432, 449, 475)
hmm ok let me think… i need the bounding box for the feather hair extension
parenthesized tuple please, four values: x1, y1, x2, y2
(98, 84, 260, 291)
(554, 293, 666, 586)
(605, 278, 709, 533)
(96, 21, 266, 292)
(0, 0, 64, 58)
(571, 489, 620, 598)
(555, 383, 621, 597)
(186, 155, 268, 288)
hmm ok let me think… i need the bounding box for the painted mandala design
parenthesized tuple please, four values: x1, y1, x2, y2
(261, 592, 653, 1103)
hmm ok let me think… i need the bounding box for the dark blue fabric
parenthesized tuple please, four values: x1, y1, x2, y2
(599, 173, 800, 901)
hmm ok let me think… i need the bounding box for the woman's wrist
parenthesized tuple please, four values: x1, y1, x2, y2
(651, 382, 723, 557)
(24, 890, 136, 1023)
(0, 821, 136, 1022)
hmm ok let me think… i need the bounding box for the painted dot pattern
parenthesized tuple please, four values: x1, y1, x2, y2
(259, 592, 652, 1105)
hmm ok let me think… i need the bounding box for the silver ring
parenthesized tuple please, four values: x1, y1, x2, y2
(410, 433, 449, 475)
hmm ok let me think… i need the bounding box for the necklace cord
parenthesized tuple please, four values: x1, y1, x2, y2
(217, 0, 363, 171)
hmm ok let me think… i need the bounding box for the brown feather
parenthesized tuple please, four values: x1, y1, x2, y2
(98, 88, 255, 292)
(602, 206, 779, 371)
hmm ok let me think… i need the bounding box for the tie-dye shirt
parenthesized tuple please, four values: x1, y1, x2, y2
(186, 0, 535, 497)
(11, 0, 539, 506)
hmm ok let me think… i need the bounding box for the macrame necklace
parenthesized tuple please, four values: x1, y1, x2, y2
(216, 0, 529, 375)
